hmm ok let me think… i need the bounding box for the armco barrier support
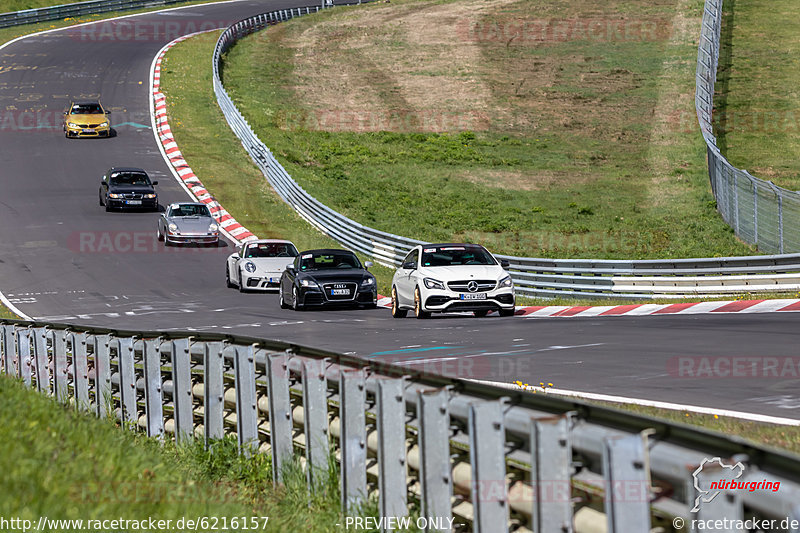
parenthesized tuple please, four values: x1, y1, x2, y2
(2, 319, 800, 532)
(210, 5, 800, 300)
(0, 0, 193, 28)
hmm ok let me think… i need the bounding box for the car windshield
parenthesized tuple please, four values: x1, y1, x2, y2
(109, 172, 150, 186)
(169, 205, 211, 218)
(70, 103, 103, 114)
(299, 252, 361, 271)
(420, 245, 497, 267)
(244, 243, 299, 258)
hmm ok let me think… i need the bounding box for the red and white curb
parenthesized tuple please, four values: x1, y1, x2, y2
(150, 31, 257, 245)
(516, 298, 800, 318)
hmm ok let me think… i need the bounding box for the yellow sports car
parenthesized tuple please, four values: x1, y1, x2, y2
(63, 100, 111, 138)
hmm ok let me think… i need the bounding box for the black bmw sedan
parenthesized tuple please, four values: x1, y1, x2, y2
(279, 249, 377, 310)
(99, 167, 158, 211)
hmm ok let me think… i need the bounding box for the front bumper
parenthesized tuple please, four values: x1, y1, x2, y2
(422, 287, 515, 313)
(299, 286, 378, 307)
(65, 124, 110, 137)
(107, 197, 158, 210)
(165, 232, 219, 245)
(242, 272, 282, 291)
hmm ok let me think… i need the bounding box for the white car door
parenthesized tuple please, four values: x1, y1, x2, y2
(396, 248, 419, 305)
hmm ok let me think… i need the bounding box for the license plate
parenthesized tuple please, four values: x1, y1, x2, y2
(82, 129, 95, 133)
(460, 293, 486, 300)
(126, 200, 142, 205)
(331, 289, 350, 296)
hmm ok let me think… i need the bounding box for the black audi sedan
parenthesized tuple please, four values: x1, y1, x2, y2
(99, 167, 158, 211)
(279, 249, 377, 310)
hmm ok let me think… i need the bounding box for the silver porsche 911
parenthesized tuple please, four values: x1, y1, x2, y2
(157, 202, 219, 246)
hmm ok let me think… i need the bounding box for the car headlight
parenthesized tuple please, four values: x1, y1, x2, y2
(300, 279, 319, 288)
(361, 277, 375, 288)
(244, 261, 256, 273)
(499, 275, 513, 288)
(208, 223, 219, 232)
(143, 194, 157, 199)
(423, 277, 445, 290)
(99, 122, 108, 128)
(168, 223, 178, 232)
(67, 122, 79, 128)
(108, 193, 123, 198)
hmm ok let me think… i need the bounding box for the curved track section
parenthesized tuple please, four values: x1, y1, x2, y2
(0, 1, 799, 420)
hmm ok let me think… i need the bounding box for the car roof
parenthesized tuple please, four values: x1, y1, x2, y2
(108, 167, 147, 173)
(169, 202, 206, 207)
(245, 239, 296, 245)
(298, 248, 356, 255)
(73, 100, 101, 105)
(422, 243, 486, 249)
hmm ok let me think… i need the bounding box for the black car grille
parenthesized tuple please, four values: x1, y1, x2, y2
(496, 293, 514, 304)
(77, 123, 102, 128)
(356, 292, 374, 303)
(119, 193, 144, 199)
(304, 293, 324, 305)
(322, 282, 357, 301)
(447, 280, 496, 292)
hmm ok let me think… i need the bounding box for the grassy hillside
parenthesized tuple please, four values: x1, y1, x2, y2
(214, 0, 755, 259)
(715, 0, 800, 191)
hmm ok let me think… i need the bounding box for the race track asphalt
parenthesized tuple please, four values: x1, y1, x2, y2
(1, 0, 798, 419)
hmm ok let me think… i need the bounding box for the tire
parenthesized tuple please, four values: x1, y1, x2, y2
(226, 265, 235, 288)
(99, 192, 104, 206)
(279, 288, 289, 309)
(414, 287, 429, 319)
(292, 286, 303, 311)
(238, 269, 247, 293)
(391, 286, 407, 318)
(104, 201, 111, 212)
(156, 227, 164, 242)
(474, 310, 489, 318)
(499, 308, 516, 317)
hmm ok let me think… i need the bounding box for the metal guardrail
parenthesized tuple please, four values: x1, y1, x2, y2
(211, 6, 800, 299)
(2, 318, 800, 532)
(696, 0, 800, 254)
(0, 0, 189, 28)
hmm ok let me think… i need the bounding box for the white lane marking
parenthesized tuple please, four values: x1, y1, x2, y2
(0, 289, 31, 319)
(382, 343, 606, 365)
(470, 379, 800, 426)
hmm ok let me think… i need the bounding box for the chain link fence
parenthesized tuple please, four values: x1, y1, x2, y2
(697, 0, 800, 254)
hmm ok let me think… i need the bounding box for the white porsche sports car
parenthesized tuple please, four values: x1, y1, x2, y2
(226, 239, 299, 292)
(390, 243, 515, 318)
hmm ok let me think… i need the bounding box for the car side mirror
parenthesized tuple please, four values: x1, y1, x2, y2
(286, 264, 295, 273)
(364, 261, 373, 269)
(402, 261, 416, 270)
(105, 111, 111, 115)
(500, 259, 510, 269)
(151, 181, 159, 186)
(63, 111, 67, 115)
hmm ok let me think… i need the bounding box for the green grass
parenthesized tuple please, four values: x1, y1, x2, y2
(0, 375, 382, 532)
(714, 0, 800, 190)
(214, 0, 756, 260)
(0, 301, 19, 319)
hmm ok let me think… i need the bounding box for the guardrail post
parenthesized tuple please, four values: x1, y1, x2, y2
(71, 332, 89, 410)
(93, 334, 112, 418)
(418, 388, 453, 530)
(17, 327, 31, 386)
(52, 330, 68, 402)
(468, 400, 509, 533)
(203, 341, 225, 442)
(301, 357, 329, 489)
(117, 337, 137, 428)
(0, 325, 12, 375)
(234, 344, 258, 454)
(340, 368, 367, 513)
(377, 377, 408, 523)
(267, 352, 292, 482)
(531, 415, 573, 533)
(143, 338, 164, 439)
(32, 327, 50, 394)
(171, 338, 193, 442)
(603, 433, 651, 532)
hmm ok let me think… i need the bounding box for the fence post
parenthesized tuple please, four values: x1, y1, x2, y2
(171, 338, 194, 442)
(301, 357, 330, 489)
(71, 332, 90, 410)
(0, 325, 13, 375)
(233, 343, 258, 454)
(143, 338, 164, 439)
(340, 368, 367, 513)
(377, 377, 408, 522)
(267, 352, 292, 482)
(32, 327, 50, 394)
(52, 329, 68, 403)
(531, 415, 574, 532)
(468, 400, 509, 533)
(418, 388, 453, 529)
(603, 433, 652, 532)
(17, 327, 31, 386)
(203, 341, 225, 443)
(93, 334, 112, 418)
(117, 336, 137, 428)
